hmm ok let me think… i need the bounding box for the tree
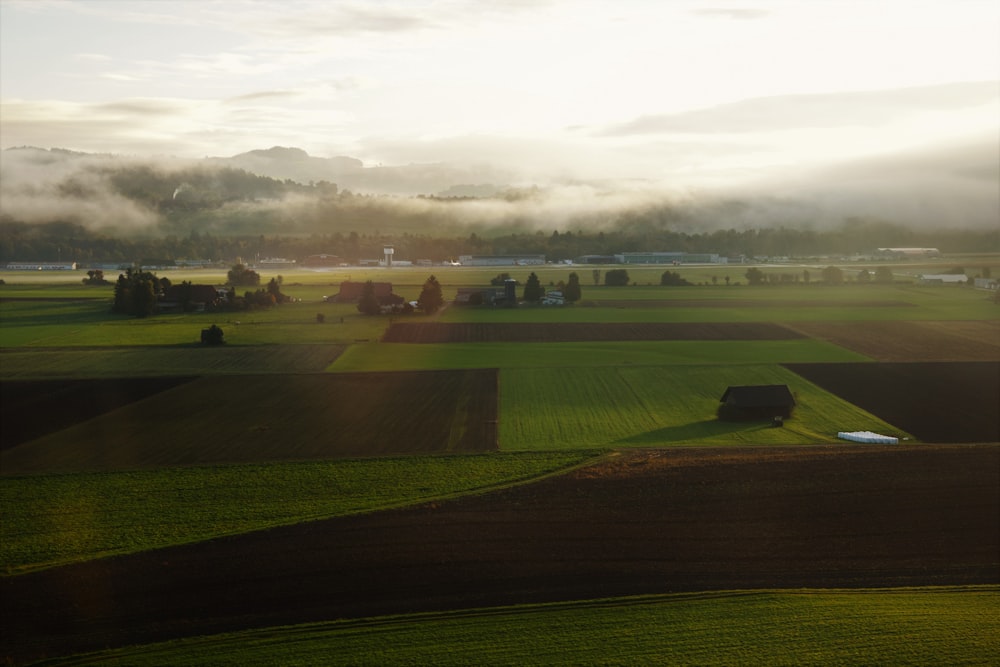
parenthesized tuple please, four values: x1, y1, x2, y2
(874, 266, 894, 284)
(802, 269, 810, 284)
(856, 269, 872, 283)
(821, 266, 844, 284)
(745, 267, 766, 285)
(660, 270, 692, 286)
(592, 268, 601, 286)
(604, 268, 630, 286)
(357, 280, 381, 315)
(227, 263, 260, 287)
(563, 272, 582, 302)
(201, 324, 225, 345)
(417, 275, 444, 314)
(266, 277, 288, 303)
(523, 272, 544, 302)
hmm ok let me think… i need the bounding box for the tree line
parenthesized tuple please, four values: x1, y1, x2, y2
(2, 218, 998, 266)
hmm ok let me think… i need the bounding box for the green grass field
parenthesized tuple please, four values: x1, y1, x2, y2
(500, 365, 907, 449)
(3, 274, 996, 351)
(331, 339, 869, 372)
(0, 451, 598, 574)
(37, 587, 1000, 666)
(1, 265, 995, 665)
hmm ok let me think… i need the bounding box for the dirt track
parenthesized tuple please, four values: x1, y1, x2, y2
(3, 444, 997, 665)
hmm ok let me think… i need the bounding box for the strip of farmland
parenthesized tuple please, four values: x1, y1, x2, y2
(0, 370, 500, 473)
(0, 344, 348, 379)
(3, 445, 995, 663)
(382, 322, 805, 344)
(784, 320, 1000, 362)
(784, 361, 1000, 443)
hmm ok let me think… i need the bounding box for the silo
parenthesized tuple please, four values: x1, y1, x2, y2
(504, 278, 517, 306)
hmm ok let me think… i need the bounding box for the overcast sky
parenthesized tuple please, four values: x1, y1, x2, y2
(1, 0, 997, 188)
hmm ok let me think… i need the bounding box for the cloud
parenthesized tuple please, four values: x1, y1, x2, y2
(599, 81, 1000, 136)
(96, 99, 190, 117)
(693, 8, 770, 20)
(226, 90, 301, 103)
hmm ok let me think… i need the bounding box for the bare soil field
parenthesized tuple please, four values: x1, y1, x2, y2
(2, 444, 996, 664)
(383, 322, 805, 343)
(1, 370, 499, 473)
(785, 362, 1000, 443)
(785, 320, 1000, 362)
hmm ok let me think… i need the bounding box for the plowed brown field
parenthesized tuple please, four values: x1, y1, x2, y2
(3, 444, 996, 664)
(382, 322, 804, 343)
(785, 320, 1000, 362)
(785, 361, 1000, 443)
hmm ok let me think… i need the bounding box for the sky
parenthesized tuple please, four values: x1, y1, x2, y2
(1, 0, 998, 190)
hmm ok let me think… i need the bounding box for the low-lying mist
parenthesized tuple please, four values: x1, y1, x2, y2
(1, 136, 997, 240)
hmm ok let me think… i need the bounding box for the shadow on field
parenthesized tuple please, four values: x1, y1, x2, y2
(616, 418, 767, 444)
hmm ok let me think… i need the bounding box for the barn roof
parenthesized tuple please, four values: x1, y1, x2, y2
(720, 385, 795, 408)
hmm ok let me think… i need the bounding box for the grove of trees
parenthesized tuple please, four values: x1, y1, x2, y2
(417, 275, 444, 314)
(112, 268, 167, 317)
(604, 269, 630, 286)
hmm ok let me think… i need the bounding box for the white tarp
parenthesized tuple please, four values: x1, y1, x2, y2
(837, 431, 899, 444)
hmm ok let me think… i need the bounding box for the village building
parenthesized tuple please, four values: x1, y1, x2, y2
(159, 284, 226, 312)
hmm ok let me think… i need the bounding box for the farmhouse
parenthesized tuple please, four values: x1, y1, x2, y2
(328, 281, 395, 302)
(159, 284, 225, 312)
(718, 385, 796, 421)
(541, 290, 565, 305)
(454, 287, 505, 305)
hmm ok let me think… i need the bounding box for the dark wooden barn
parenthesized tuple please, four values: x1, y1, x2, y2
(718, 384, 796, 421)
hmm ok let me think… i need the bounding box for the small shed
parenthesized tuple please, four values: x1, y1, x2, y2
(718, 384, 796, 421)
